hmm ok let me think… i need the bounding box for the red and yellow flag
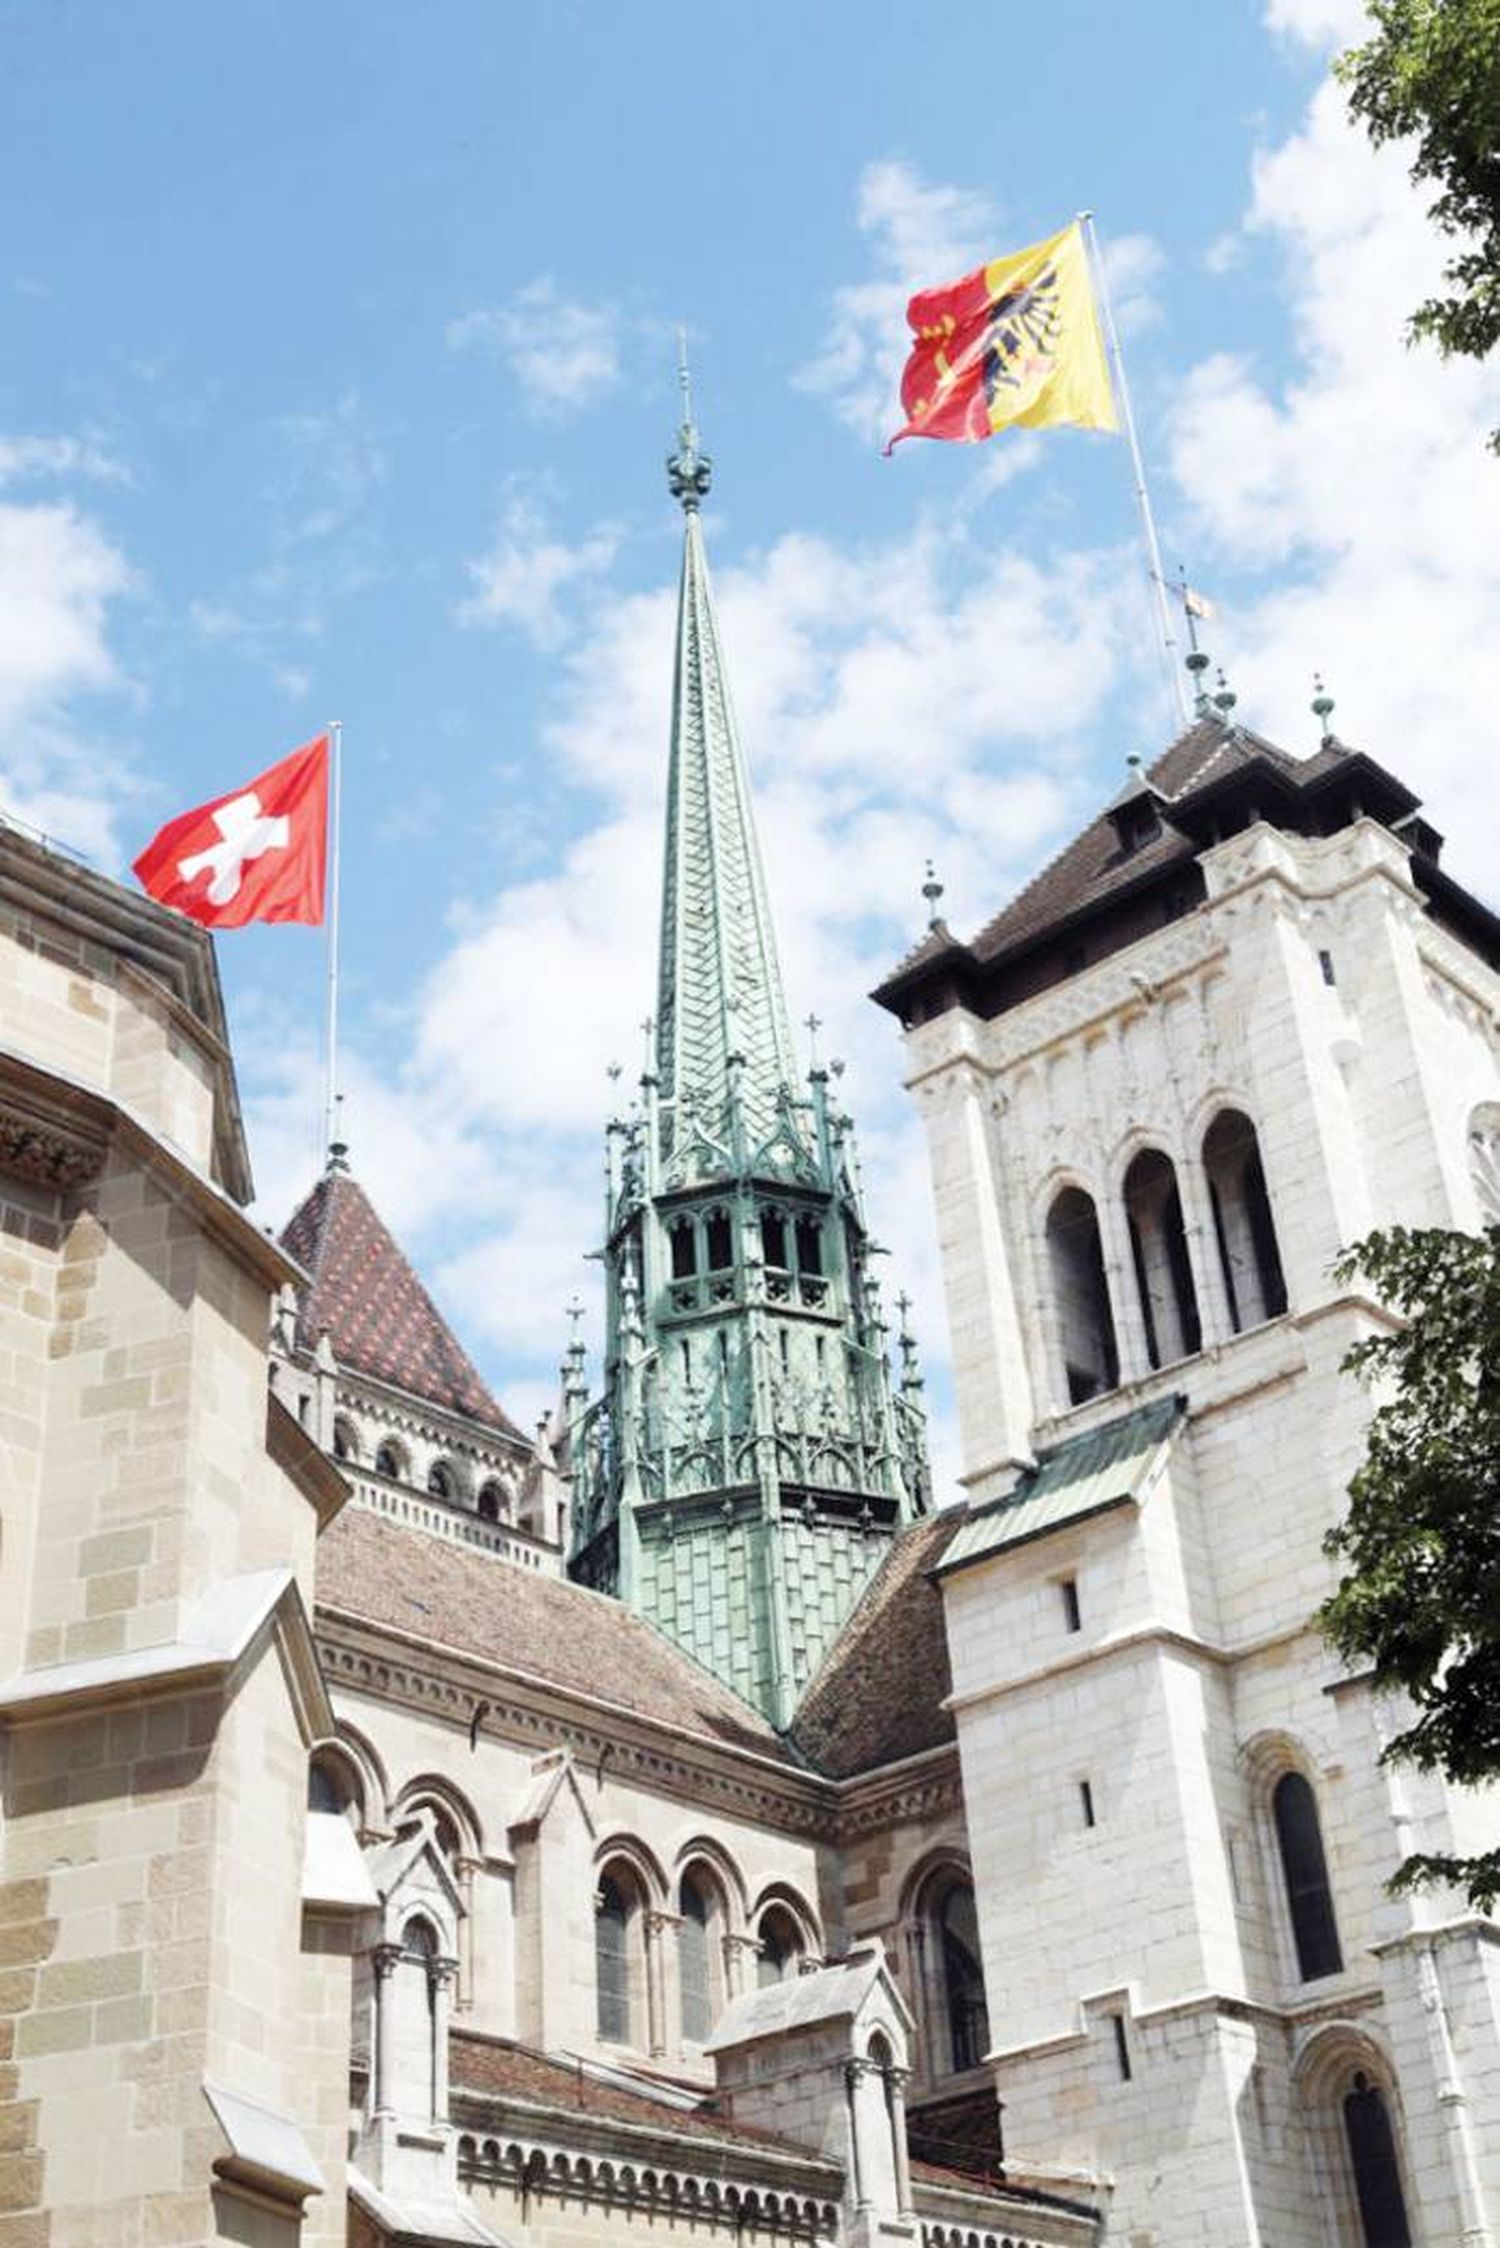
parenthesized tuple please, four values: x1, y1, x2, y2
(886, 221, 1117, 454)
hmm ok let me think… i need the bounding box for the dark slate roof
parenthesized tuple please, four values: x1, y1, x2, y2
(449, 2034, 836, 2165)
(936, 1395, 1186, 1575)
(280, 1167, 523, 1439)
(966, 719, 1264, 968)
(872, 716, 1477, 1018)
(316, 1507, 800, 1766)
(790, 1512, 962, 1779)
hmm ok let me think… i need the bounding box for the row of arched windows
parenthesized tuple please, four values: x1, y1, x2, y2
(336, 1420, 516, 1523)
(1046, 1107, 1287, 1405)
(594, 1852, 816, 2052)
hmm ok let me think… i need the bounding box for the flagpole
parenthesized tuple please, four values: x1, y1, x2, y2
(322, 720, 343, 1163)
(1079, 211, 1190, 729)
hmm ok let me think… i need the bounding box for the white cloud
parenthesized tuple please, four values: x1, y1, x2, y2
(0, 433, 129, 487)
(1264, 0, 1367, 50)
(1169, 75, 1500, 885)
(795, 159, 997, 444)
(458, 497, 620, 646)
(1097, 229, 1167, 339)
(448, 279, 622, 415)
(0, 496, 136, 860)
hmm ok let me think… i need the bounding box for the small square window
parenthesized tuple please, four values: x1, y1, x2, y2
(1060, 1577, 1082, 1633)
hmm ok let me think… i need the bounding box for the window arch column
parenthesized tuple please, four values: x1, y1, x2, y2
(1174, 1152, 1235, 1345)
(1095, 1193, 1153, 1383)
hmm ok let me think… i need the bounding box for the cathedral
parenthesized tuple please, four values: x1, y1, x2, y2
(1, 398, 1499, 2248)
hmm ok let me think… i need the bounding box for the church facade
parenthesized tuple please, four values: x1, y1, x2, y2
(0, 417, 1498, 2248)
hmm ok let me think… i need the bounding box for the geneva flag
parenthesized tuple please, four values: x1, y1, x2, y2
(886, 221, 1117, 453)
(133, 734, 329, 929)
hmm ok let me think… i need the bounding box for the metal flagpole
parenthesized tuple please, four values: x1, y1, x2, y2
(1079, 211, 1190, 730)
(322, 720, 343, 1163)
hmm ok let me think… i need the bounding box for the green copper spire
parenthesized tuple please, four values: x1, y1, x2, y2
(566, 396, 930, 1731)
(657, 358, 798, 1148)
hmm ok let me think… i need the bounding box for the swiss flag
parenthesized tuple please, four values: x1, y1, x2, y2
(133, 735, 329, 929)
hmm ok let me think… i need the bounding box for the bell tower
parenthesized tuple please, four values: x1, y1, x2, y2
(566, 384, 929, 1728)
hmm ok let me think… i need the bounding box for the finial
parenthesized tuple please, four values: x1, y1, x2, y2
(1312, 672, 1336, 745)
(666, 329, 713, 511)
(326, 1093, 349, 1174)
(566, 1295, 586, 1354)
(804, 1011, 822, 1068)
(639, 1014, 656, 1081)
(1212, 666, 1238, 721)
(921, 858, 945, 927)
(1178, 569, 1215, 715)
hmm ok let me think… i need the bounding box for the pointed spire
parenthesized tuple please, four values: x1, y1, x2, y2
(921, 858, 945, 928)
(655, 371, 798, 1141)
(667, 328, 713, 513)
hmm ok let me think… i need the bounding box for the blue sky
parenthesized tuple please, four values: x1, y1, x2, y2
(4, 0, 1496, 1483)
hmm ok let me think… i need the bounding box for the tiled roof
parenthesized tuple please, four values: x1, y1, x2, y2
(449, 2034, 836, 2164)
(280, 1168, 523, 1439)
(936, 1395, 1186, 1574)
(964, 719, 1259, 967)
(790, 1512, 961, 1779)
(315, 1508, 800, 1765)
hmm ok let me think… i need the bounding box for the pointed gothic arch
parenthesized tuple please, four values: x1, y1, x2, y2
(1202, 1106, 1287, 1330)
(1044, 1183, 1119, 1405)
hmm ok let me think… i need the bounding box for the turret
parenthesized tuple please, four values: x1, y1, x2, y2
(567, 380, 929, 1727)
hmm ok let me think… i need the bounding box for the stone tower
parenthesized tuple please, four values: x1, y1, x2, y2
(876, 702, 1500, 2244)
(567, 400, 929, 1728)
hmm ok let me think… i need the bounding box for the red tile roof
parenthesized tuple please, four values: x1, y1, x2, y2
(316, 1507, 801, 1765)
(280, 1167, 523, 1439)
(790, 1512, 961, 1778)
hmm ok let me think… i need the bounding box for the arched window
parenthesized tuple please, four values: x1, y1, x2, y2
(1045, 1187, 1119, 1404)
(332, 1416, 358, 1463)
(595, 1865, 646, 2046)
(794, 1216, 823, 1277)
(1469, 1102, 1500, 1224)
(477, 1480, 504, 1523)
(1124, 1149, 1201, 1367)
(678, 1870, 721, 2044)
(670, 1218, 699, 1279)
(1342, 2072, 1411, 2247)
(1273, 1771, 1342, 1982)
(375, 1439, 406, 1482)
(760, 1209, 789, 1269)
(1203, 1110, 1287, 1330)
(704, 1208, 733, 1271)
(938, 1882, 988, 2073)
(756, 1904, 803, 1986)
(307, 1751, 360, 1824)
(427, 1459, 457, 1501)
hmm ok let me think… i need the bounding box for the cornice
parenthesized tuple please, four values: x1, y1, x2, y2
(0, 1044, 295, 1292)
(319, 1609, 968, 1846)
(316, 1610, 836, 1837)
(453, 2092, 841, 2234)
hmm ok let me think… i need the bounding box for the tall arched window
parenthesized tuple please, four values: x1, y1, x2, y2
(1342, 2072, 1411, 2247)
(1273, 1771, 1343, 1981)
(1203, 1110, 1287, 1331)
(595, 1871, 637, 2045)
(677, 1867, 728, 2044)
(756, 1904, 804, 1986)
(938, 1882, 988, 2073)
(332, 1416, 358, 1463)
(427, 1459, 457, 1501)
(1045, 1187, 1119, 1405)
(375, 1438, 406, 1482)
(1124, 1149, 1201, 1367)
(1469, 1102, 1500, 1224)
(477, 1480, 504, 1523)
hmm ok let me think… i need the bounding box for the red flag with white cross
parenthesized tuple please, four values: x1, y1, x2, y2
(132, 734, 329, 928)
